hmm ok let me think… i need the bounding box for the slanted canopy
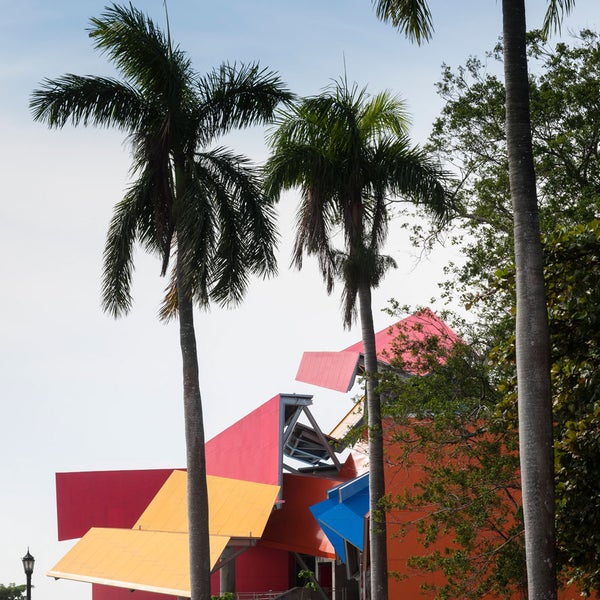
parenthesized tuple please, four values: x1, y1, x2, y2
(296, 309, 459, 392)
(295, 351, 362, 392)
(47, 527, 221, 597)
(47, 471, 279, 596)
(310, 473, 369, 563)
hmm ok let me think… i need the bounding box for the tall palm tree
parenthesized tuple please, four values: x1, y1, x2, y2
(264, 80, 450, 600)
(372, 1, 574, 598)
(30, 5, 291, 599)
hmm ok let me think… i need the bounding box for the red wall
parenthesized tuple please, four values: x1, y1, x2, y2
(56, 469, 176, 540)
(210, 546, 291, 595)
(383, 423, 595, 599)
(93, 585, 172, 600)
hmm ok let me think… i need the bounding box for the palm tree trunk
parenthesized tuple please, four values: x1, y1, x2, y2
(502, 2, 557, 598)
(358, 283, 388, 600)
(177, 249, 212, 600)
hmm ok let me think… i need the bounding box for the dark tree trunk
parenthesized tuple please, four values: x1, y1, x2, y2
(358, 284, 388, 600)
(502, 2, 557, 598)
(177, 252, 211, 600)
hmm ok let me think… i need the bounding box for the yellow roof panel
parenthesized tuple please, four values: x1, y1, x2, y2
(133, 470, 187, 532)
(134, 470, 280, 539)
(329, 397, 364, 439)
(47, 527, 229, 596)
(47, 472, 280, 596)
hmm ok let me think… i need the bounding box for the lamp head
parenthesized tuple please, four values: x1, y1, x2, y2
(22, 549, 34, 576)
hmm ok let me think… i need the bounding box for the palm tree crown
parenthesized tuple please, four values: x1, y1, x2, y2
(265, 79, 450, 324)
(31, 3, 292, 318)
(372, 0, 572, 42)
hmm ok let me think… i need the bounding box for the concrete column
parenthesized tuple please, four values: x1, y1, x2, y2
(219, 547, 236, 594)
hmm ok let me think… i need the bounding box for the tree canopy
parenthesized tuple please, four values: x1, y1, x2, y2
(381, 30, 600, 598)
(0, 585, 26, 600)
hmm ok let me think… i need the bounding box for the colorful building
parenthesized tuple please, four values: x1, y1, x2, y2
(49, 309, 580, 599)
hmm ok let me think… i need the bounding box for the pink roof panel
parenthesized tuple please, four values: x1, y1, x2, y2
(296, 309, 459, 390)
(295, 351, 361, 392)
(343, 308, 458, 366)
(205, 395, 281, 486)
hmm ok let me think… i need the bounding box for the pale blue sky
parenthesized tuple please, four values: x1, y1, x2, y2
(1, 2, 598, 599)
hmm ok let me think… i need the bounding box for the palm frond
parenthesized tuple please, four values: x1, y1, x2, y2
(340, 280, 359, 328)
(367, 188, 390, 253)
(102, 190, 143, 317)
(176, 147, 278, 308)
(375, 137, 454, 223)
(30, 75, 145, 130)
(373, 0, 434, 45)
(335, 249, 366, 328)
(129, 132, 175, 274)
(294, 184, 338, 290)
(541, 0, 575, 38)
(197, 62, 293, 142)
(88, 3, 194, 103)
(195, 154, 248, 307)
(359, 90, 410, 140)
(158, 265, 178, 321)
(175, 171, 214, 308)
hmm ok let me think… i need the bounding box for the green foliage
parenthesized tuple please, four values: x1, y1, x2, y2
(543, 221, 600, 592)
(390, 31, 600, 597)
(423, 29, 600, 325)
(483, 220, 600, 595)
(210, 593, 235, 600)
(264, 78, 451, 327)
(298, 569, 318, 591)
(0, 584, 26, 600)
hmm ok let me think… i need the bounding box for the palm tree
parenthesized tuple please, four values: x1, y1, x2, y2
(372, 1, 574, 598)
(264, 80, 450, 600)
(30, 5, 291, 599)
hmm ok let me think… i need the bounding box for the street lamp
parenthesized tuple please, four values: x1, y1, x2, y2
(22, 549, 34, 600)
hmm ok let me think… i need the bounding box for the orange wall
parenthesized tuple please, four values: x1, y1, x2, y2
(383, 423, 594, 599)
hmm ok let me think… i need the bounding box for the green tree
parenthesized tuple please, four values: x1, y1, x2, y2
(0, 584, 26, 600)
(531, 221, 600, 593)
(427, 29, 600, 287)
(380, 221, 600, 597)
(30, 5, 291, 599)
(424, 30, 600, 596)
(372, 2, 575, 597)
(264, 79, 450, 600)
(486, 220, 600, 596)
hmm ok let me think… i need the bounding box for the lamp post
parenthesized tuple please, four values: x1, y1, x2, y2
(22, 549, 34, 600)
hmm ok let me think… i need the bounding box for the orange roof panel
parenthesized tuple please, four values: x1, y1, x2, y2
(134, 470, 279, 539)
(47, 527, 228, 596)
(47, 471, 280, 596)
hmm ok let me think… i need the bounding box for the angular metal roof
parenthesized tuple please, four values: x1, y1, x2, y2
(47, 471, 280, 597)
(310, 473, 369, 564)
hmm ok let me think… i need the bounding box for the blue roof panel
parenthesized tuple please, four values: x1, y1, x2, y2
(310, 473, 369, 563)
